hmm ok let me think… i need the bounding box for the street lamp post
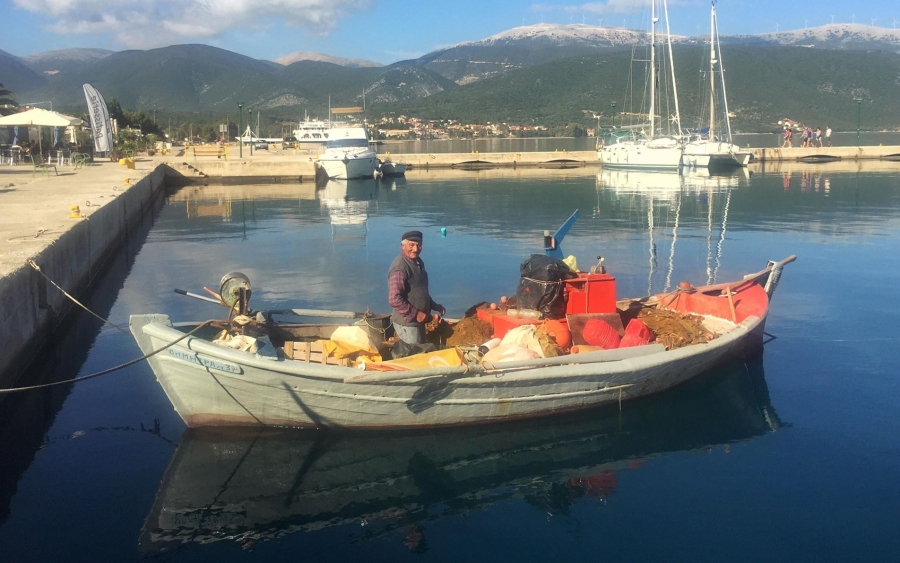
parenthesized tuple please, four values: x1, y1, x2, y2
(855, 98, 862, 147)
(610, 101, 617, 128)
(248, 109, 254, 156)
(237, 103, 243, 158)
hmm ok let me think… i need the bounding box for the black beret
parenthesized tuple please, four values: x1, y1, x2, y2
(402, 230, 423, 242)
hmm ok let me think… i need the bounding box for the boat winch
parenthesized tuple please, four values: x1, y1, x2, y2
(220, 272, 252, 315)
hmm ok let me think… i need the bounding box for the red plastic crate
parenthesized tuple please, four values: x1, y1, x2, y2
(491, 314, 542, 339)
(565, 274, 617, 315)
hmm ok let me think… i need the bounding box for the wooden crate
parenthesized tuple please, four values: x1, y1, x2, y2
(283, 341, 350, 367)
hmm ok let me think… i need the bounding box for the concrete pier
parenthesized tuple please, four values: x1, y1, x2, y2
(0, 158, 166, 387)
(169, 144, 900, 179)
(749, 145, 900, 163)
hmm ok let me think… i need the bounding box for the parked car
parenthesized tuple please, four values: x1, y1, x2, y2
(254, 141, 268, 150)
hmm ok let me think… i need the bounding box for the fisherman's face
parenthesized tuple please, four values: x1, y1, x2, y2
(402, 240, 422, 260)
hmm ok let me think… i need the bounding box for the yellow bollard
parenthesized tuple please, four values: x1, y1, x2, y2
(68, 205, 84, 219)
(126, 158, 135, 170)
(124, 177, 131, 186)
(119, 158, 127, 165)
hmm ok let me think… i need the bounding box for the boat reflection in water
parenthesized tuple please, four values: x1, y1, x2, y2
(140, 355, 782, 552)
(596, 166, 751, 292)
(597, 166, 750, 197)
(318, 178, 378, 243)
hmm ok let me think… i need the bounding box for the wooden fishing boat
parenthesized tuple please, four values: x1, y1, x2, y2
(129, 255, 794, 430)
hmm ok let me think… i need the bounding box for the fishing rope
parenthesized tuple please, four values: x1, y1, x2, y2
(0, 319, 216, 394)
(27, 259, 130, 336)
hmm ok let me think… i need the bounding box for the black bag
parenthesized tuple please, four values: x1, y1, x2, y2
(514, 254, 576, 319)
(391, 339, 438, 360)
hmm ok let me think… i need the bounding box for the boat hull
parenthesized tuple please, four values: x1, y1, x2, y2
(317, 151, 378, 179)
(682, 141, 751, 168)
(379, 161, 408, 176)
(599, 139, 683, 171)
(130, 296, 768, 430)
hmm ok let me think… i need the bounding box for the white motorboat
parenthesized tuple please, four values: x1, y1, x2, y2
(315, 126, 378, 180)
(599, 0, 684, 171)
(681, 3, 752, 169)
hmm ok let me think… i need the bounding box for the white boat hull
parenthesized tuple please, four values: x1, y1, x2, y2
(682, 141, 751, 168)
(599, 139, 683, 171)
(130, 312, 763, 430)
(317, 151, 378, 179)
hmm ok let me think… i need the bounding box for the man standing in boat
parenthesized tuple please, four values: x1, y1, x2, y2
(388, 230, 445, 345)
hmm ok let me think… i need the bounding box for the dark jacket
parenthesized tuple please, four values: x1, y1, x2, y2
(388, 254, 436, 326)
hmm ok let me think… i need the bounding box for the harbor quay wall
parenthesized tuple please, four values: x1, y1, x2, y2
(173, 158, 318, 181)
(176, 145, 900, 179)
(0, 167, 166, 389)
(749, 145, 900, 162)
(380, 150, 597, 169)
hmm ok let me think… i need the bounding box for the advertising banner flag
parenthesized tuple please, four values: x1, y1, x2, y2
(83, 83, 113, 153)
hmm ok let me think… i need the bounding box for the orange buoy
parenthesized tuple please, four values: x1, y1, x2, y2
(625, 319, 653, 342)
(543, 319, 572, 349)
(582, 319, 620, 349)
(619, 333, 649, 348)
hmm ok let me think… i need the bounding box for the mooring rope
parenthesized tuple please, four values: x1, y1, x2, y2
(0, 320, 216, 394)
(27, 259, 130, 336)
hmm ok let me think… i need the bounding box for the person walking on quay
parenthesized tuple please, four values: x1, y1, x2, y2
(783, 127, 793, 148)
(387, 230, 445, 346)
(815, 127, 823, 147)
(825, 126, 833, 146)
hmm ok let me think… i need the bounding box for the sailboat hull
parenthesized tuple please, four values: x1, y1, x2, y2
(682, 141, 751, 168)
(599, 139, 683, 171)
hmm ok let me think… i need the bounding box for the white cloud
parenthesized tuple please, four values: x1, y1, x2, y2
(13, 0, 373, 49)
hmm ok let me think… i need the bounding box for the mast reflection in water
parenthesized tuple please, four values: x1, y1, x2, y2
(140, 354, 781, 553)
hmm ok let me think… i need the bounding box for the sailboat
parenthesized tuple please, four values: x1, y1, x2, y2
(682, 2, 752, 169)
(599, 0, 684, 171)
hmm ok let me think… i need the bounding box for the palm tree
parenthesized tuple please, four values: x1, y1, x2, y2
(0, 83, 18, 116)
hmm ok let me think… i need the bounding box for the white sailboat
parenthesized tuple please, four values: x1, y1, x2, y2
(599, 0, 684, 171)
(682, 2, 752, 169)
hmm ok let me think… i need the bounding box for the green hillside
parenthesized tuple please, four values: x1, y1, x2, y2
(381, 46, 900, 132)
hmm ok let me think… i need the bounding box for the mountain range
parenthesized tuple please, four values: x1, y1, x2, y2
(1, 23, 899, 131)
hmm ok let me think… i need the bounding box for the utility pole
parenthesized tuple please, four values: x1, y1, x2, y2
(855, 98, 862, 147)
(238, 102, 243, 158)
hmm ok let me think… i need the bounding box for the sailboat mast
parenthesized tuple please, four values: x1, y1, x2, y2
(663, 0, 682, 135)
(649, 0, 657, 140)
(715, 3, 735, 143)
(708, 2, 716, 140)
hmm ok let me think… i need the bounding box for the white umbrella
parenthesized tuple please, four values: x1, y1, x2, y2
(0, 107, 83, 127)
(0, 108, 83, 154)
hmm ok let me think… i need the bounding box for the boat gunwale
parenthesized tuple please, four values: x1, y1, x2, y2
(134, 312, 763, 386)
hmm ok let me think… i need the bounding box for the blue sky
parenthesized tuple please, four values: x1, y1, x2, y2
(3, 0, 898, 64)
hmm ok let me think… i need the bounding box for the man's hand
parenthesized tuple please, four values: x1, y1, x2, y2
(435, 304, 446, 316)
(416, 311, 428, 323)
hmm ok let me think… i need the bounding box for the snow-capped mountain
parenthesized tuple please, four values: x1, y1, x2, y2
(275, 52, 382, 68)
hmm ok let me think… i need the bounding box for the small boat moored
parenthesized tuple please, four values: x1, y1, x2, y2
(378, 158, 408, 176)
(130, 249, 795, 430)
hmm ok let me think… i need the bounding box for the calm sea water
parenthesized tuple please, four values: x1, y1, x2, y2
(1, 163, 899, 562)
